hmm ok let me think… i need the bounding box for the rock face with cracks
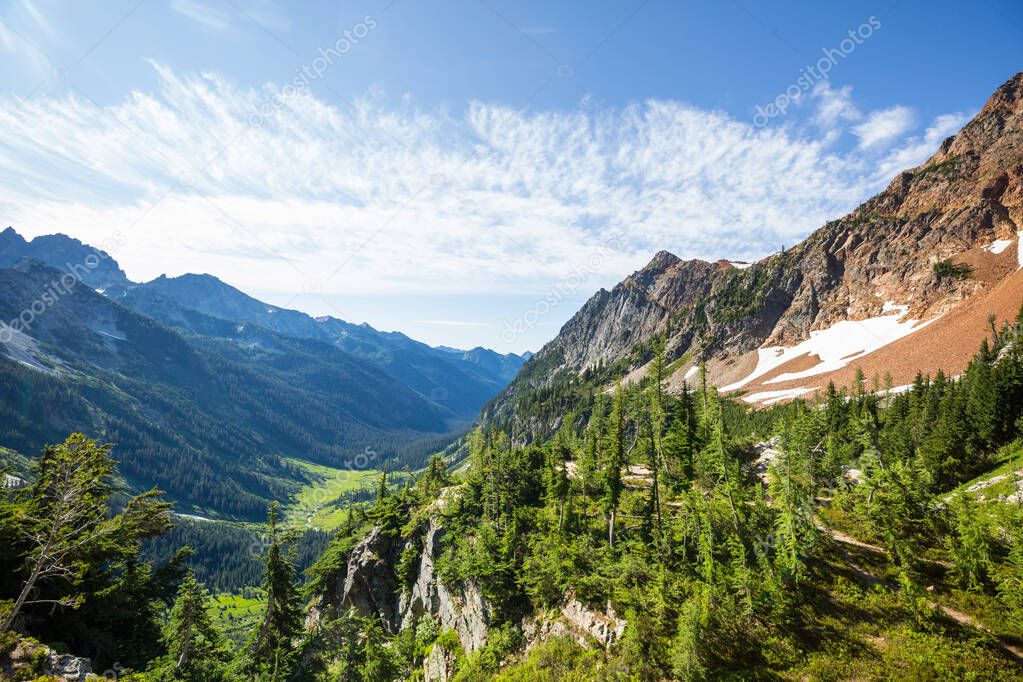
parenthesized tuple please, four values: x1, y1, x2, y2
(312, 516, 492, 655)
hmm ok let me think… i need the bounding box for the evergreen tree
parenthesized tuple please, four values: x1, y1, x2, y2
(998, 516, 1023, 632)
(602, 383, 627, 548)
(243, 504, 304, 681)
(150, 572, 229, 681)
(945, 495, 992, 591)
(0, 434, 172, 635)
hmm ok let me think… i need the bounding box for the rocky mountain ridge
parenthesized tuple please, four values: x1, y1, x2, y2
(487, 71, 1023, 426)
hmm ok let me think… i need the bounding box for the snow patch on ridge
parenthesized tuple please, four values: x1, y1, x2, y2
(722, 302, 937, 392)
(1017, 232, 1023, 269)
(742, 387, 814, 405)
(984, 238, 1014, 255)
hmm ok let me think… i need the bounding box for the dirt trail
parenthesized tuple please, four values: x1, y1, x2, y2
(822, 523, 1023, 663)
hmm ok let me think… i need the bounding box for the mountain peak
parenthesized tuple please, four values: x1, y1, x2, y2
(0, 226, 26, 247)
(488, 71, 1023, 421)
(642, 249, 682, 272)
(980, 71, 1023, 117)
(0, 228, 129, 290)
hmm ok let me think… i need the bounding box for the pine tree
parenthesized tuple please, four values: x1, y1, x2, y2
(602, 383, 627, 548)
(544, 425, 571, 532)
(969, 353, 1000, 444)
(580, 397, 606, 494)
(998, 516, 1023, 632)
(769, 420, 817, 583)
(244, 504, 304, 681)
(153, 572, 229, 680)
(663, 383, 697, 485)
(0, 434, 171, 634)
(945, 495, 992, 591)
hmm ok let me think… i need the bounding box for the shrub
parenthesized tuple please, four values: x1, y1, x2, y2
(933, 259, 972, 280)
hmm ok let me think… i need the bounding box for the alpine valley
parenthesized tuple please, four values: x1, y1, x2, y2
(3, 62, 1023, 682)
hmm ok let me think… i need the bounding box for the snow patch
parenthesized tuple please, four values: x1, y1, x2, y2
(726, 260, 752, 269)
(984, 238, 1014, 255)
(1017, 231, 1023, 269)
(684, 365, 699, 381)
(742, 387, 814, 405)
(722, 303, 937, 391)
(0, 327, 55, 375)
(882, 300, 908, 315)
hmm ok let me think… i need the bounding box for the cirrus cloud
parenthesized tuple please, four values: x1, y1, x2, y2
(0, 64, 968, 305)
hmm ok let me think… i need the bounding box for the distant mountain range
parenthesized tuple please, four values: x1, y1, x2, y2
(0, 230, 525, 519)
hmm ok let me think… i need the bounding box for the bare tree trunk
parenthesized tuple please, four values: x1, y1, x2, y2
(0, 559, 44, 633)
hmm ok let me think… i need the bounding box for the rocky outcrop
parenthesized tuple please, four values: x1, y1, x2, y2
(314, 516, 491, 654)
(398, 519, 490, 653)
(337, 525, 404, 631)
(423, 641, 459, 682)
(46, 652, 92, 682)
(522, 591, 626, 650)
(1, 636, 92, 682)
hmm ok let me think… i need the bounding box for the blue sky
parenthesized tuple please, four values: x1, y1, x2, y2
(0, 0, 1020, 352)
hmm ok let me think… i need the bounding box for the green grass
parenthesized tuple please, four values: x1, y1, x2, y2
(951, 441, 1023, 502)
(0, 445, 32, 479)
(284, 458, 381, 532)
(913, 155, 961, 181)
(211, 591, 264, 646)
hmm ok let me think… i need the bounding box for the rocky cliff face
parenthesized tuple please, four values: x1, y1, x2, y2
(488, 71, 1023, 421)
(309, 511, 492, 655)
(309, 505, 627, 671)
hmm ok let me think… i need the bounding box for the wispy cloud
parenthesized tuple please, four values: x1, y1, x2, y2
(171, 0, 232, 32)
(19, 0, 54, 39)
(0, 64, 965, 304)
(852, 105, 916, 149)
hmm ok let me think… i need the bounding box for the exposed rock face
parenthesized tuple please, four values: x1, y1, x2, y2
(0, 636, 92, 682)
(487, 71, 1023, 426)
(398, 519, 490, 653)
(337, 525, 404, 631)
(522, 591, 626, 650)
(423, 642, 459, 682)
(549, 254, 723, 373)
(318, 517, 491, 653)
(46, 652, 92, 682)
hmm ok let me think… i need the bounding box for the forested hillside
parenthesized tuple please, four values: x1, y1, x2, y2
(294, 312, 1023, 680)
(0, 258, 461, 520)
